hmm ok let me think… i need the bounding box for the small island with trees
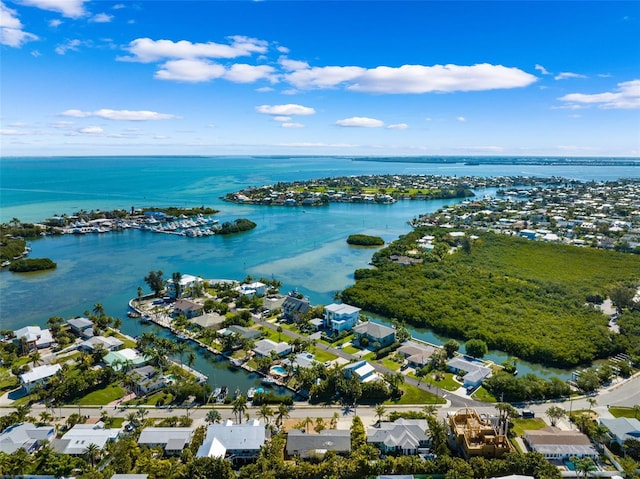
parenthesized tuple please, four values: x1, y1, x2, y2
(8, 258, 57, 272)
(346, 234, 385, 246)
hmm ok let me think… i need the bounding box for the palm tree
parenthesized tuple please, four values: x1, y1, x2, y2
(175, 342, 187, 366)
(633, 404, 640, 420)
(257, 404, 273, 425)
(330, 412, 340, 430)
(38, 411, 53, 425)
(586, 397, 597, 415)
(302, 416, 313, 433)
(546, 406, 566, 427)
(375, 404, 386, 426)
(92, 303, 105, 318)
(275, 403, 290, 428)
(29, 351, 42, 366)
(84, 443, 101, 468)
(232, 395, 248, 424)
(206, 409, 222, 424)
(423, 404, 438, 417)
(126, 412, 138, 425)
(136, 408, 148, 422)
(314, 417, 326, 433)
(187, 351, 196, 369)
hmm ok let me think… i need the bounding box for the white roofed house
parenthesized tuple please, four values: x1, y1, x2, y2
(524, 427, 598, 460)
(253, 339, 291, 358)
(343, 360, 379, 383)
(238, 281, 267, 297)
(446, 356, 492, 389)
(52, 423, 120, 455)
(20, 364, 61, 393)
(286, 429, 351, 458)
(323, 303, 361, 333)
(367, 419, 431, 455)
(197, 419, 266, 463)
(13, 326, 53, 351)
(0, 422, 55, 453)
(599, 417, 640, 446)
(137, 427, 194, 455)
(166, 273, 203, 298)
(67, 317, 94, 338)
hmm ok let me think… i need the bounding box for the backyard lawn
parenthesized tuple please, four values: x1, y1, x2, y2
(77, 384, 125, 405)
(510, 418, 547, 437)
(608, 406, 640, 419)
(385, 383, 446, 405)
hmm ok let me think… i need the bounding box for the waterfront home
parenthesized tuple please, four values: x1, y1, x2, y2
(367, 419, 430, 455)
(446, 356, 492, 389)
(448, 408, 512, 459)
(397, 341, 436, 368)
(599, 417, 640, 446)
(0, 422, 54, 453)
(52, 422, 120, 455)
(19, 364, 61, 393)
(253, 339, 291, 358)
(13, 326, 53, 351)
(166, 273, 203, 298)
(353, 322, 396, 349)
(282, 352, 317, 370)
(127, 365, 168, 394)
(197, 419, 265, 462)
(281, 295, 311, 322)
(173, 299, 204, 319)
(225, 325, 261, 341)
(67, 317, 94, 338)
(80, 335, 124, 352)
(285, 429, 351, 458)
(104, 348, 148, 370)
(343, 360, 379, 383)
(137, 427, 194, 455)
(238, 281, 267, 297)
(524, 427, 598, 460)
(323, 303, 361, 334)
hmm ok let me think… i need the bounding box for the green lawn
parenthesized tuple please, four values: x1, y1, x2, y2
(510, 418, 547, 437)
(312, 349, 338, 362)
(471, 386, 497, 402)
(380, 358, 402, 371)
(259, 326, 291, 343)
(77, 384, 125, 405)
(385, 383, 446, 405)
(608, 406, 640, 419)
(342, 345, 360, 355)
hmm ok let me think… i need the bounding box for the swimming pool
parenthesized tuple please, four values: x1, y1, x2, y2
(270, 365, 287, 376)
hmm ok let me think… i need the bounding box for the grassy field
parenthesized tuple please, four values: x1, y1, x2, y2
(471, 386, 497, 402)
(510, 418, 548, 437)
(380, 358, 403, 371)
(608, 406, 640, 419)
(385, 383, 446, 405)
(77, 385, 125, 405)
(312, 349, 338, 362)
(342, 345, 360, 355)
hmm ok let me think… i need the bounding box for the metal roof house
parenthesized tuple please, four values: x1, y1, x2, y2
(138, 427, 194, 455)
(285, 429, 351, 458)
(19, 363, 61, 393)
(197, 419, 265, 462)
(0, 422, 54, 454)
(367, 419, 430, 455)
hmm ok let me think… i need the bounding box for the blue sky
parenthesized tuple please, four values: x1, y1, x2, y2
(1, 0, 639, 157)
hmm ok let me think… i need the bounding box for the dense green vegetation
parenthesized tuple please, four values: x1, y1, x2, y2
(0, 238, 26, 261)
(141, 206, 219, 217)
(8, 258, 56, 272)
(341, 228, 640, 367)
(217, 218, 257, 235)
(347, 234, 385, 246)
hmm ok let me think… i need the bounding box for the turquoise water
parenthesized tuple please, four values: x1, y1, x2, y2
(1, 156, 638, 386)
(270, 365, 287, 376)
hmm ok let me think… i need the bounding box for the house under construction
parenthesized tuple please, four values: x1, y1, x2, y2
(447, 407, 513, 458)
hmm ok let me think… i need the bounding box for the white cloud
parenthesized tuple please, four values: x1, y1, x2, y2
(112, 4, 126, 10)
(456, 116, 466, 122)
(91, 13, 113, 23)
(554, 72, 587, 80)
(77, 126, 103, 134)
(155, 59, 226, 82)
(120, 36, 267, 63)
(60, 109, 178, 120)
(55, 39, 82, 55)
(224, 64, 276, 83)
(276, 45, 289, 54)
(17, 0, 87, 18)
(256, 86, 274, 92)
(558, 79, 640, 109)
(281, 88, 298, 95)
(279, 57, 309, 71)
(535, 64, 551, 75)
(282, 122, 304, 128)
(1, 128, 29, 135)
(272, 116, 291, 122)
(256, 104, 315, 116)
(336, 117, 384, 128)
(0, 1, 38, 47)
(285, 66, 365, 89)
(49, 121, 73, 129)
(347, 64, 537, 93)
(387, 123, 408, 130)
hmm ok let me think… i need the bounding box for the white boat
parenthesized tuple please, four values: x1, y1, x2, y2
(261, 376, 277, 386)
(247, 387, 256, 400)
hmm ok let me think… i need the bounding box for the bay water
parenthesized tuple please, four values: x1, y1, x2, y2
(1, 156, 638, 387)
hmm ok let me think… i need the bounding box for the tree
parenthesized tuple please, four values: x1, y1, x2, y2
(92, 302, 105, 318)
(443, 339, 460, 358)
(427, 416, 449, 457)
(275, 403, 290, 428)
(351, 416, 367, 451)
(83, 443, 101, 468)
(375, 404, 386, 426)
(610, 285, 636, 313)
(546, 406, 566, 427)
(29, 350, 41, 366)
(189, 456, 235, 479)
(571, 456, 597, 478)
(187, 351, 197, 369)
(423, 404, 438, 417)
(144, 270, 165, 297)
(314, 417, 326, 433)
(464, 339, 488, 358)
(330, 412, 340, 429)
(172, 271, 183, 299)
(232, 395, 248, 424)
(257, 404, 273, 425)
(137, 285, 143, 303)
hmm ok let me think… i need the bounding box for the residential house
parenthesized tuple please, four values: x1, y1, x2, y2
(19, 364, 61, 393)
(397, 341, 436, 369)
(13, 326, 53, 351)
(286, 429, 351, 458)
(599, 417, 640, 446)
(167, 274, 203, 298)
(353, 322, 396, 349)
(448, 408, 513, 459)
(524, 427, 598, 460)
(225, 325, 261, 341)
(173, 299, 204, 319)
(137, 427, 194, 455)
(80, 335, 124, 352)
(197, 419, 266, 462)
(104, 348, 148, 370)
(0, 422, 55, 453)
(253, 339, 291, 358)
(343, 360, 379, 383)
(281, 295, 311, 322)
(323, 303, 361, 333)
(282, 352, 317, 370)
(67, 317, 95, 338)
(127, 365, 168, 394)
(367, 419, 430, 455)
(447, 356, 492, 389)
(238, 282, 267, 297)
(52, 422, 120, 455)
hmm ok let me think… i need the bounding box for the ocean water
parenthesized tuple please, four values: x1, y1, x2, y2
(1, 156, 639, 384)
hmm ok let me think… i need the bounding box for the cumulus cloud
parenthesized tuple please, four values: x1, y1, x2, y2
(49, 18, 61, 27)
(55, 39, 82, 55)
(285, 66, 365, 89)
(90, 13, 113, 23)
(387, 123, 408, 130)
(1, 1, 38, 47)
(77, 126, 103, 134)
(336, 117, 384, 128)
(272, 116, 291, 122)
(224, 63, 276, 83)
(256, 104, 315, 116)
(155, 59, 225, 82)
(60, 109, 179, 120)
(120, 36, 268, 63)
(282, 122, 304, 128)
(558, 79, 640, 109)
(535, 64, 551, 75)
(554, 72, 587, 80)
(17, 0, 87, 18)
(279, 57, 309, 71)
(456, 116, 466, 122)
